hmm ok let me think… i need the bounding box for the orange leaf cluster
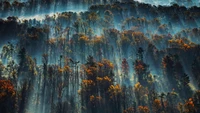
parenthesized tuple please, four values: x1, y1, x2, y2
(183, 43, 191, 50)
(184, 98, 195, 113)
(138, 106, 150, 113)
(86, 67, 97, 76)
(134, 82, 148, 96)
(168, 39, 193, 50)
(90, 95, 95, 101)
(153, 99, 162, 112)
(89, 95, 102, 102)
(103, 76, 112, 82)
(97, 62, 104, 67)
(58, 67, 64, 74)
(134, 82, 142, 91)
(63, 65, 71, 72)
(0, 80, 15, 100)
(96, 77, 103, 81)
(101, 59, 114, 69)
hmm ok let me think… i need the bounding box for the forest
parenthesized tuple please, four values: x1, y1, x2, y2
(0, 0, 200, 113)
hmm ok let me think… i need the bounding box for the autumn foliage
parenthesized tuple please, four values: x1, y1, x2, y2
(0, 80, 15, 100)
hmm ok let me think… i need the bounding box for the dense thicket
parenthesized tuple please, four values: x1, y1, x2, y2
(0, 1, 200, 113)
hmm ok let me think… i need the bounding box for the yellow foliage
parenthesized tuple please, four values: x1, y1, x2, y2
(134, 82, 148, 98)
(58, 67, 64, 74)
(93, 36, 104, 45)
(82, 80, 95, 86)
(96, 77, 103, 82)
(63, 65, 71, 72)
(103, 76, 112, 82)
(168, 38, 193, 50)
(79, 35, 89, 42)
(168, 39, 173, 43)
(108, 84, 122, 98)
(134, 82, 142, 91)
(78, 89, 81, 94)
(101, 59, 114, 69)
(97, 76, 112, 83)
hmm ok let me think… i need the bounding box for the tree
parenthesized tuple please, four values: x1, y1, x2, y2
(193, 90, 200, 112)
(1, 42, 15, 61)
(80, 56, 119, 113)
(0, 80, 16, 113)
(17, 47, 27, 73)
(121, 58, 129, 77)
(152, 99, 162, 113)
(184, 98, 196, 113)
(119, 33, 130, 57)
(73, 18, 82, 33)
(87, 12, 99, 27)
(192, 58, 200, 88)
(103, 10, 114, 28)
(158, 93, 166, 111)
(133, 48, 150, 87)
(134, 82, 149, 106)
(162, 55, 176, 91)
(166, 91, 179, 112)
(136, 47, 144, 61)
(0, 61, 5, 77)
(78, 34, 89, 62)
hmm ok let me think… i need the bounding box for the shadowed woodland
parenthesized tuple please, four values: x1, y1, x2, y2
(0, 0, 200, 113)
